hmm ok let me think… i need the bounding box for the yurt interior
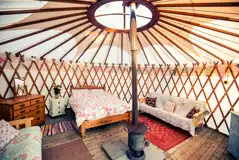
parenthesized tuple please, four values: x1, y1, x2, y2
(0, 0, 239, 160)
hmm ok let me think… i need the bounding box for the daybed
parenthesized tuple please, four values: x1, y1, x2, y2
(0, 118, 42, 160)
(139, 92, 209, 136)
(69, 85, 132, 137)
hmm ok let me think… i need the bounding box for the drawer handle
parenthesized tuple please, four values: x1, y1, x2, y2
(20, 104, 25, 107)
(36, 111, 40, 114)
(58, 111, 60, 113)
(20, 116, 25, 119)
(20, 110, 25, 113)
(58, 107, 60, 108)
(36, 105, 40, 108)
(36, 117, 40, 120)
(35, 100, 40, 103)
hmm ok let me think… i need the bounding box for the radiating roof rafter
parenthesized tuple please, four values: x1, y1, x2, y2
(141, 31, 166, 65)
(41, 23, 92, 59)
(0, 7, 88, 15)
(91, 32, 110, 63)
(0, 0, 238, 64)
(76, 29, 104, 62)
(0, 12, 86, 30)
(60, 27, 98, 61)
(104, 33, 116, 64)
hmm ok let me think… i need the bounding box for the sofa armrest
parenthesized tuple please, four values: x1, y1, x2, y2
(193, 111, 205, 127)
(139, 97, 146, 103)
(9, 117, 34, 129)
(193, 111, 204, 117)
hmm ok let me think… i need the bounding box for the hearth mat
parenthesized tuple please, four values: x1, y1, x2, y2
(102, 139, 128, 160)
(102, 139, 165, 160)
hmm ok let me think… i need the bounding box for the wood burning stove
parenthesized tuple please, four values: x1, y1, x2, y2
(127, 123, 148, 160)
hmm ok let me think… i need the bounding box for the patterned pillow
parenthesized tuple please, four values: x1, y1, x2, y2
(0, 119, 19, 150)
(186, 107, 200, 119)
(145, 97, 157, 107)
(163, 101, 176, 112)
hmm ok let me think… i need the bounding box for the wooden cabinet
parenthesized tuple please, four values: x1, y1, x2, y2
(0, 95, 45, 126)
(228, 111, 239, 159)
(49, 98, 66, 117)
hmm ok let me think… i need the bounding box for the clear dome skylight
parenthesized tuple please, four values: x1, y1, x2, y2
(94, 1, 152, 30)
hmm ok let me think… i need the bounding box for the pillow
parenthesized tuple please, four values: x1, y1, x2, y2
(0, 119, 19, 150)
(71, 89, 91, 97)
(91, 89, 105, 97)
(145, 97, 157, 107)
(186, 107, 200, 119)
(163, 101, 176, 112)
(175, 101, 195, 117)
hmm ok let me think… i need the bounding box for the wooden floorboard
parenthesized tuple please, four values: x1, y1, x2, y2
(82, 123, 128, 160)
(43, 113, 235, 160)
(82, 122, 234, 160)
(166, 127, 236, 160)
(210, 136, 228, 160)
(199, 132, 224, 160)
(176, 128, 212, 160)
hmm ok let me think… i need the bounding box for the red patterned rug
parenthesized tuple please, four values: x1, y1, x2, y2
(139, 114, 190, 151)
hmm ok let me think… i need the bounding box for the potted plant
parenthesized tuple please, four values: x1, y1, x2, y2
(53, 85, 61, 99)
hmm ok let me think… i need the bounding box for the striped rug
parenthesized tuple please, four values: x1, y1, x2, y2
(41, 120, 79, 137)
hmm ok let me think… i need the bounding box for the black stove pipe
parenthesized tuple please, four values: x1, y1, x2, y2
(130, 1, 138, 126)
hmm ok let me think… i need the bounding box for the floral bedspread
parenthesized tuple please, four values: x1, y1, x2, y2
(69, 91, 131, 127)
(1, 126, 42, 160)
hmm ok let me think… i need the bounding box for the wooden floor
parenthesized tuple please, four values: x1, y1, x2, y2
(43, 112, 236, 160)
(82, 123, 128, 160)
(165, 127, 236, 160)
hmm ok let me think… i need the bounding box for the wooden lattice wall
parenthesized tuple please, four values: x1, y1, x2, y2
(0, 53, 238, 135)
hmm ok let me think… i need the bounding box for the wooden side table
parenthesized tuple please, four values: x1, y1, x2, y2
(49, 97, 67, 117)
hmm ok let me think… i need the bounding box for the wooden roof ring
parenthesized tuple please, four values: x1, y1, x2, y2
(87, 0, 159, 33)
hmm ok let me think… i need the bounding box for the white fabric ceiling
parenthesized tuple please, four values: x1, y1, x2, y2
(0, 0, 238, 65)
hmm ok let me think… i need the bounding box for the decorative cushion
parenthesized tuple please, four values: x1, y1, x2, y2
(149, 93, 170, 106)
(163, 101, 176, 112)
(186, 107, 200, 119)
(0, 119, 19, 150)
(145, 97, 157, 107)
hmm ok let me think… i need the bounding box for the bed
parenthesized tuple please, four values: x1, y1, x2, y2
(69, 85, 132, 137)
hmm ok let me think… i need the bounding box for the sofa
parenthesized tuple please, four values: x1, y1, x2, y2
(139, 92, 209, 136)
(0, 118, 42, 160)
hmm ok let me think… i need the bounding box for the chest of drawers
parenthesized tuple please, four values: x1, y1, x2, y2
(0, 95, 45, 126)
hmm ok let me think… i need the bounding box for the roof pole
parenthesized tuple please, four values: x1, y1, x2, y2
(130, 1, 138, 125)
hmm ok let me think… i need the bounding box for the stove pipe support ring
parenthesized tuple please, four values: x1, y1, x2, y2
(130, 1, 138, 126)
